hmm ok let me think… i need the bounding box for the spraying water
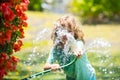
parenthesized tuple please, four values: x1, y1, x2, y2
(54, 26, 84, 56)
(23, 28, 120, 80)
(54, 26, 111, 56)
(85, 38, 111, 53)
(24, 28, 51, 66)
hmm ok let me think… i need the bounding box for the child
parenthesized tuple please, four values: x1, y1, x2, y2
(44, 15, 96, 80)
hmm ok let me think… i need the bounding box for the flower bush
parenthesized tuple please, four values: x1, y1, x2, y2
(0, 0, 29, 79)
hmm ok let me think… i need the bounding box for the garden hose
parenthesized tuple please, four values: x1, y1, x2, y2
(21, 57, 77, 80)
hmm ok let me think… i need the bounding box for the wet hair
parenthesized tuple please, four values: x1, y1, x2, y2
(51, 15, 85, 44)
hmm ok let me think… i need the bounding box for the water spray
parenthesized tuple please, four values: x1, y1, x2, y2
(21, 37, 111, 80)
(22, 26, 111, 80)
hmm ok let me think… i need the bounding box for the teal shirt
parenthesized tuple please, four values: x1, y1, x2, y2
(47, 41, 96, 80)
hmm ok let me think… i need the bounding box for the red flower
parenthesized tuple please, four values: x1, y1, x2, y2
(15, 4, 28, 20)
(15, 4, 24, 14)
(9, 0, 20, 7)
(0, 57, 5, 67)
(19, 28, 25, 38)
(22, 21, 28, 27)
(0, 68, 7, 79)
(20, 13, 28, 20)
(13, 43, 21, 52)
(6, 61, 15, 71)
(0, 33, 5, 45)
(4, 22, 11, 28)
(5, 56, 18, 71)
(20, 3, 28, 11)
(4, 30, 12, 42)
(13, 40, 23, 52)
(1, 53, 9, 60)
(11, 25, 18, 32)
(6, 61, 12, 70)
(9, 0, 15, 7)
(1, 3, 15, 21)
(17, 40, 23, 46)
(10, 56, 19, 63)
(21, 0, 30, 5)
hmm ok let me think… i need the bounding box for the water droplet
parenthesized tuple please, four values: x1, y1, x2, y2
(102, 68, 107, 72)
(109, 71, 113, 74)
(37, 52, 39, 55)
(109, 63, 113, 67)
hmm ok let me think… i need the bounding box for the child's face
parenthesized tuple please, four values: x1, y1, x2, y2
(60, 27, 74, 45)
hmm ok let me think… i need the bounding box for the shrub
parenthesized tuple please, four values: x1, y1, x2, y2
(28, 0, 43, 11)
(0, 0, 29, 79)
(69, 0, 120, 24)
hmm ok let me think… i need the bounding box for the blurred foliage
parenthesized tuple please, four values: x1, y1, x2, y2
(69, 0, 120, 24)
(28, 0, 43, 11)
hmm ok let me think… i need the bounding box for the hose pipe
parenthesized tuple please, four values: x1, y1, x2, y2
(21, 57, 77, 80)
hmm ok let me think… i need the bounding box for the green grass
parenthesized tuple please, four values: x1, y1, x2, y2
(4, 11, 120, 80)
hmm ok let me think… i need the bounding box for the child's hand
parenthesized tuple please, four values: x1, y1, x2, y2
(74, 50, 82, 57)
(73, 41, 84, 57)
(50, 64, 60, 71)
(44, 63, 60, 71)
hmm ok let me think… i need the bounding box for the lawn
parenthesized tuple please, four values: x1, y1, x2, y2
(4, 11, 120, 80)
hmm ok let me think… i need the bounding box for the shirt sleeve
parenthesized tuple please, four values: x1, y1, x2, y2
(46, 47, 55, 64)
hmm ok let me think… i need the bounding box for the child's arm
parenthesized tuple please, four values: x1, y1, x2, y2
(43, 63, 52, 70)
(44, 63, 60, 71)
(73, 41, 84, 57)
(44, 47, 60, 71)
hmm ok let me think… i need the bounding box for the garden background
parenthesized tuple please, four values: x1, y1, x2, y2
(3, 0, 120, 80)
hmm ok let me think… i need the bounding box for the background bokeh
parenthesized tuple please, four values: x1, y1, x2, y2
(4, 0, 120, 80)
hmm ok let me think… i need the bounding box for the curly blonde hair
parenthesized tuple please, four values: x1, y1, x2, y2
(51, 15, 85, 44)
